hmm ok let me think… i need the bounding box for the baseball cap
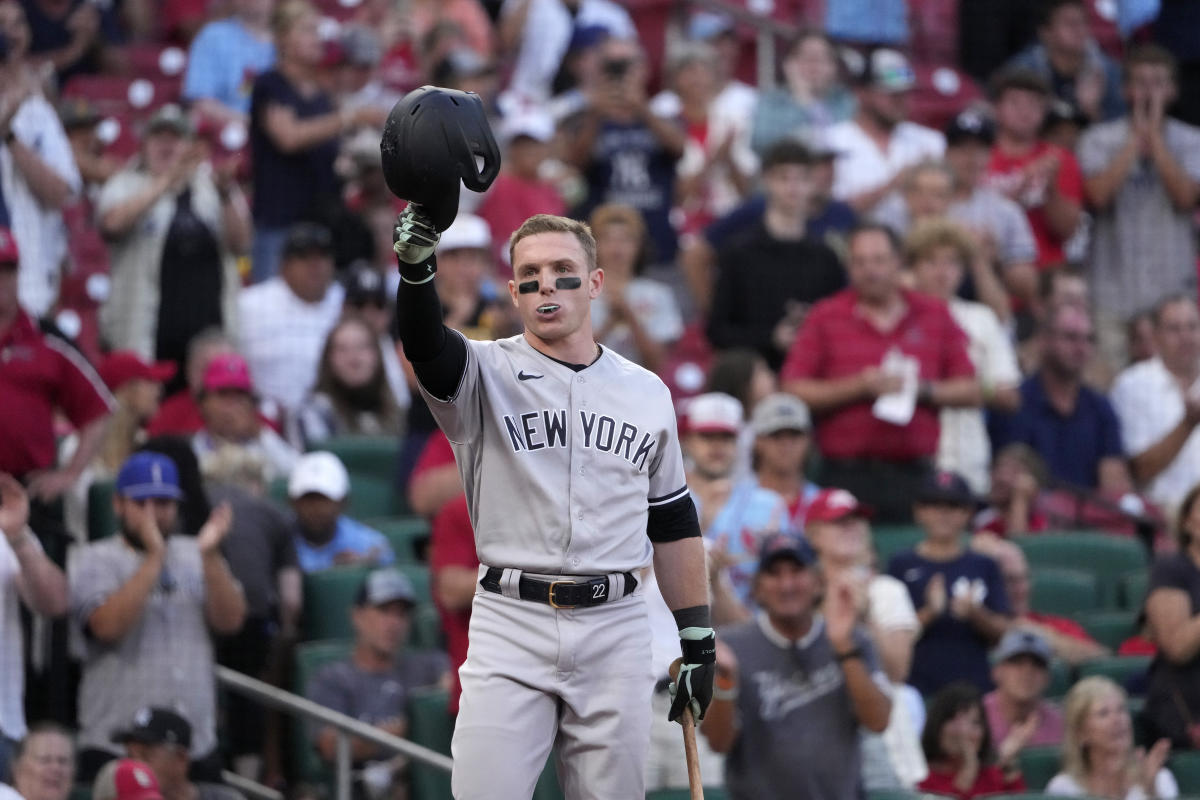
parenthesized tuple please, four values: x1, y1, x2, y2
(281, 223, 333, 260)
(201, 352, 254, 394)
(99, 351, 177, 392)
(93, 760, 164, 800)
(342, 262, 388, 308)
(288, 451, 350, 501)
(115, 452, 185, 501)
(758, 532, 817, 571)
(804, 488, 872, 525)
(501, 110, 556, 145)
(111, 707, 192, 749)
(751, 393, 811, 436)
(915, 470, 976, 507)
(991, 629, 1053, 667)
(686, 392, 743, 435)
(944, 109, 996, 146)
(0, 227, 20, 266)
(861, 48, 916, 93)
(59, 97, 101, 131)
(146, 104, 193, 137)
(355, 567, 416, 607)
(438, 214, 492, 253)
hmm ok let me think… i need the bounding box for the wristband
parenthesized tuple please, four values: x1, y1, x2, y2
(714, 674, 736, 692)
(834, 646, 863, 663)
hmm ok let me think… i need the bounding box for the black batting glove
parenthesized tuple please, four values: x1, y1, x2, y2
(668, 626, 716, 722)
(393, 204, 440, 283)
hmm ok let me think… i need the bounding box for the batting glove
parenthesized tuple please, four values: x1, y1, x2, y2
(668, 626, 716, 723)
(393, 204, 440, 282)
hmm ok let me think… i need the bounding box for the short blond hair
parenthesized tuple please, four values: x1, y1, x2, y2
(904, 219, 977, 269)
(508, 214, 597, 271)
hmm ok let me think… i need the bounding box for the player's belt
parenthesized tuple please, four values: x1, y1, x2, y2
(480, 567, 638, 609)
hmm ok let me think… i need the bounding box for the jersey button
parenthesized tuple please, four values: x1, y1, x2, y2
(578, 467, 585, 475)
(569, 556, 581, 568)
(576, 511, 584, 520)
(578, 376, 586, 384)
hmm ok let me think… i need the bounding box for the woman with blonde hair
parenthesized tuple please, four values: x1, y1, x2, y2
(1046, 676, 1176, 799)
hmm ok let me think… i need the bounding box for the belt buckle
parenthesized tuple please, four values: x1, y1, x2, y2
(547, 580, 577, 609)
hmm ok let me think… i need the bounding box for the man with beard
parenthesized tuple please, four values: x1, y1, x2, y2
(67, 451, 245, 781)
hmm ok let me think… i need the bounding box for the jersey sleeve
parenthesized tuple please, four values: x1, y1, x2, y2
(419, 331, 484, 445)
(647, 389, 689, 508)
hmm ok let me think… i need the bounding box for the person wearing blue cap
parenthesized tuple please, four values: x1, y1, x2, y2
(701, 533, 893, 800)
(67, 452, 246, 782)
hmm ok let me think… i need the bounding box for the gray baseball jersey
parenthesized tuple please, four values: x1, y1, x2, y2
(420, 331, 688, 575)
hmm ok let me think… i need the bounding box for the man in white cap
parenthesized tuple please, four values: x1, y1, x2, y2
(286, 452, 394, 573)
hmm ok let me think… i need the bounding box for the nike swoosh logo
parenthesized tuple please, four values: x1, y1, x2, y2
(518, 371, 543, 381)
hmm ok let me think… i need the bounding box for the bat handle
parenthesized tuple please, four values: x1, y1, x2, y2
(681, 708, 703, 800)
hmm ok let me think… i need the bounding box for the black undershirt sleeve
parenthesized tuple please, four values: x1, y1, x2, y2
(395, 257, 467, 401)
(647, 494, 702, 543)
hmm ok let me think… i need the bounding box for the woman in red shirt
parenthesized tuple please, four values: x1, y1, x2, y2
(919, 682, 1030, 798)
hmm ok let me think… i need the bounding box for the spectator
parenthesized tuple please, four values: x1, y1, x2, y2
(973, 444, 1053, 536)
(476, 111, 565, 270)
(563, 36, 685, 265)
(750, 30, 854, 158)
(286, 451, 394, 572)
(91, 759, 164, 800)
(707, 140, 846, 372)
(248, 0, 382, 281)
(8, 722, 74, 800)
(704, 348, 778, 481)
(990, 304, 1133, 492)
(182, 0, 275, 125)
(97, 105, 250, 367)
(589, 203, 682, 372)
(747, 393, 820, 533)
(1047, 676, 1177, 798)
(1079, 45, 1200, 371)
(683, 392, 788, 623)
(667, 42, 755, 234)
(983, 629, 1065, 747)
(827, 48, 945, 214)
(905, 219, 1021, 493)
(0, 0, 81, 318)
(406, 430, 460, 519)
(918, 683, 1028, 799)
(782, 224, 978, 523)
(1005, 0, 1123, 123)
(293, 314, 403, 449)
(973, 534, 1108, 666)
(427, 214, 511, 344)
(701, 533, 892, 800)
(0, 477, 68, 782)
(986, 69, 1084, 270)
(429, 494, 475, 713)
(340, 263, 410, 413)
(1110, 296, 1200, 514)
(112, 709, 243, 800)
(676, 12, 756, 125)
(333, 27, 402, 124)
(499, 0, 634, 106)
(1127, 310, 1158, 367)
(0, 225, 111, 507)
(192, 353, 299, 482)
(306, 568, 447, 785)
(804, 487, 928, 789)
(237, 223, 345, 415)
(1143, 483, 1200, 749)
(336, 133, 403, 272)
(58, 97, 117, 191)
(888, 470, 1012, 695)
(68, 452, 245, 781)
(19, 0, 107, 84)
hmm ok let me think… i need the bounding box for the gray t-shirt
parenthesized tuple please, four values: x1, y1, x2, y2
(68, 535, 217, 758)
(721, 614, 885, 800)
(1078, 117, 1200, 318)
(208, 483, 297, 619)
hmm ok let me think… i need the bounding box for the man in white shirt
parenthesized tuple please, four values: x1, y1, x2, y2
(827, 48, 945, 214)
(1110, 294, 1200, 514)
(236, 223, 344, 414)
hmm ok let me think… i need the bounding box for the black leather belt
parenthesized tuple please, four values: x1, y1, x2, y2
(480, 567, 638, 609)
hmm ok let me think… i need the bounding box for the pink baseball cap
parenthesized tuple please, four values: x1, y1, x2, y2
(202, 352, 254, 394)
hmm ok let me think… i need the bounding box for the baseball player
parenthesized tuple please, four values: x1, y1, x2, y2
(393, 207, 714, 798)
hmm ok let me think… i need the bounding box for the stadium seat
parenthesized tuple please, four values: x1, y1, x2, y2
(1013, 533, 1149, 607)
(410, 603, 445, 651)
(1030, 567, 1099, 615)
(1170, 753, 1200, 796)
(1018, 746, 1063, 791)
(302, 565, 372, 640)
(87, 479, 116, 540)
(1046, 659, 1074, 699)
(875, 526, 927, 568)
(365, 516, 431, 563)
(317, 436, 407, 517)
(1077, 610, 1139, 651)
(397, 563, 433, 606)
(1078, 655, 1153, 693)
(1120, 570, 1151, 611)
(408, 687, 453, 800)
(533, 758, 564, 800)
(292, 639, 354, 782)
(648, 788, 729, 800)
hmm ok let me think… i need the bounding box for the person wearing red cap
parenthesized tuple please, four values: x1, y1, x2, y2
(91, 759, 165, 800)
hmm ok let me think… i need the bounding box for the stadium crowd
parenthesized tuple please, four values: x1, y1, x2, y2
(2, 0, 1200, 797)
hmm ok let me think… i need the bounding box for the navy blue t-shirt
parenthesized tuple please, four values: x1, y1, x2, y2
(703, 194, 857, 251)
(888, 547, 1011, 696)
(249, 69, 339, 228)
(578, 120, 678, 263)
(987, 374, 1125, 489)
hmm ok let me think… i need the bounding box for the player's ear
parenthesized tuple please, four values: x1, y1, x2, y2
(589, 267, 604, 299)
(507, 279, 520, 308)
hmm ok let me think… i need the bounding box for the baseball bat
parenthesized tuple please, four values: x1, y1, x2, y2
(668, 658, 704, 800)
